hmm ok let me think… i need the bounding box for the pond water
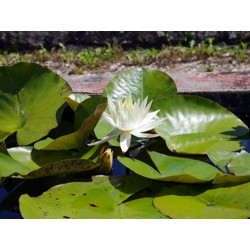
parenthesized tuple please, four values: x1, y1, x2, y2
(1, 114, 250, 219)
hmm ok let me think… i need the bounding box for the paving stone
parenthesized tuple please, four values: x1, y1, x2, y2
(62, 71, 250, 114)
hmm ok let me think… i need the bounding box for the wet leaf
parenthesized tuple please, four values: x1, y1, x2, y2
(95, 68, 177, 146)
(65, 93, 90, 111)
(153, 182, 250, 219)
(0, 151, 35, 177)
(152, 95, 248, 154)
(74, 97, 107, 130)
(103, 68, 177, 102)
(36, 103, 107, 150)
(19, 175, 154, 218)
(207, 150, 236, 173)
(118, 151, 219, 183)
(0, 63, 71, 145)
(228, 151, 250, 176)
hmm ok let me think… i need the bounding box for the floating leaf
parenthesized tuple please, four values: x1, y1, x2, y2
(153, 182, 250, 219)
(103, 68, 177, 102)
(8, 147, 40, 172)
(0, 63, 71, 145)
(65, 93, 90, 111)
(19, 175, 153, 218)
(74, 97, 107, 130)
(23, 159, 98, 179)
(0, 151, 35, 177)
(228, 151, 250, 176)
(152, 95, 248, 154)
(207, 150, 236, 173)
(4, 145, 104, 179)
(212, 172, 250, 185)
(94, 68, 177, 146)
(207, 150, 250, 177)
(36, 103, 107, 150)
(118, 151, 219, 183)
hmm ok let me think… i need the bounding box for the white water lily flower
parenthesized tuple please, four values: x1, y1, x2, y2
(88, 94, 165, 153)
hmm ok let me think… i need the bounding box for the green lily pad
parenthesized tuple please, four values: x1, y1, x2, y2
(212, 172, 250, 185)
(103, 68, 177, 102)
(152, 95, 248, 154)
(8, 146, 40, 172)
(65, 93, 90, 111)
(207, 150, 250, 177)
(118, 151, 219, 183)
(94, 68, 177, 146)
(19, 175, 153, 218)
(23, 158, 98, 179)
(153, 182, 250, 219)
(207, 150, 236, 173)
(74, 96, 107, 130)
(94, 116, 120, 147)
(0, 151, 35, 177)
(0, 63, 71, 145)
(4, 145, 104, 179)
(36, 103, 107, 150)
(228, 151, 250, 176)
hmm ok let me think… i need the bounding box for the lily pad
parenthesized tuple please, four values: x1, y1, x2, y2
(153, 182, 250, 219)
(0, 63, 71, 145)
(8, 146, 40, 172)
(207, 150, 250, 177)
(65, 93, 90, 111)
(0, 151, 36, 177)
(74, 97, 107, 130)
(228, 151, 250, 176)
(152, 95, 248, 154)
(19, 175, 154, 218)
(94, 68, 177, 145)
(118, 151, 219, 183)
(36, 103, 107, 150)
(103, 68, 177, 102)
(207, 150, 236, 173)
(4, 145, 104, 179)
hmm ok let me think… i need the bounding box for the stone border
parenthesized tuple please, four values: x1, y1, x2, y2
(62, 71, 250, 114)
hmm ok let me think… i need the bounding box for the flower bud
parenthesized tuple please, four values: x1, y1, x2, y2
(98, 146, 113, 174)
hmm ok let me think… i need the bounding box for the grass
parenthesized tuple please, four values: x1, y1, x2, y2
(0, 38, 249, 74)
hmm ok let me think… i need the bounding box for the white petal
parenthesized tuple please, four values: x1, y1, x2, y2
(88, 129, 120, 146)
(102, 112, 117, 127)
(131, 131, 160, 138)
(120, 132, 131, 153)
(107, 95, 116, 117)
(134, 117, 166, 132)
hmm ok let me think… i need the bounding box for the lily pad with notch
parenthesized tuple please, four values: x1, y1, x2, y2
(19, 174, 155, 219)
(0, 63, 71, 145)
(152, 95, 248, 154)
(153, 182, 250, 219)
(118, 151, 220, 183)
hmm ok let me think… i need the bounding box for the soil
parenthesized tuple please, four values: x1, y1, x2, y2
(42, 56, 250, 77)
